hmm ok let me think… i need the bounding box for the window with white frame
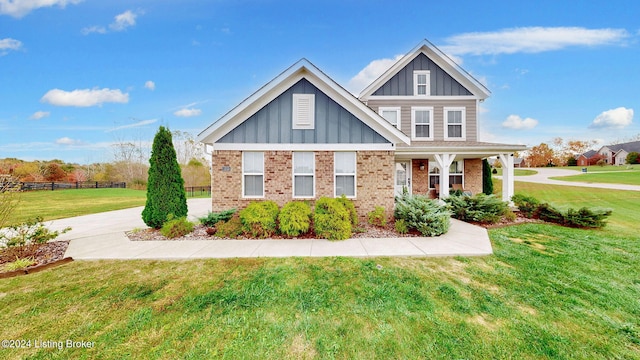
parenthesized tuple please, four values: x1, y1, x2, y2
(413, 70, 430, 96)
(444, 107, 466, 140)
(449, 160, 464, 186)
(428, 162, 439, 189)
(293, 152, 314, 197)
(411, 107, 433, 140)
(378, 107, 401, 130)
(292, 93, 315, 129)
(243, 152, 264, 197)
(334, 152, 356, 197)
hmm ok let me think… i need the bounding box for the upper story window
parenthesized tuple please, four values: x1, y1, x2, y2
(411, 106, 433, 141)
(444, 107, 466, 140)
(243, 152, 264, 198)
(413, 70, 430, 96)
(292, 93, 315, 129)
(378, 107, 401, 130)
(293, 152, 315, 198)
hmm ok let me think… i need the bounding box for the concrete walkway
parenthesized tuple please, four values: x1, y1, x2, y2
(49, 198, 492, 260)
(499, 168, 640, 192)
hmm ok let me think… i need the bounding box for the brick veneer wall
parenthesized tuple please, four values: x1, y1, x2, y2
(411, 159, 431, 197)
(210, 150, 395, 220)
(464, 158, 482, 195)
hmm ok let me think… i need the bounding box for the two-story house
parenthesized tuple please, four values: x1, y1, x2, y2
(197, 40, 526, 218)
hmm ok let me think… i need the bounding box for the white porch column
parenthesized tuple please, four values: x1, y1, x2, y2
(499, 153, 515, 202)
(434, 153, 456, 199)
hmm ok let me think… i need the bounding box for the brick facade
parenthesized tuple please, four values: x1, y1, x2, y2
(464, 158, 482, 195)
(411, 159, 431, 197)
(210, 150, 395, 220)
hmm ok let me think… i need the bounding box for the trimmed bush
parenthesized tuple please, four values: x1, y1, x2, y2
(214, 215, 244, 238)
(336, 195, 358, 226)
(239, 201, 280, 238)
(565, 207, 613, 228)
(445, 193, 509, 224)
(511, 194, 540, 218)
(367, 206, 387, 227)
(278, 201, 312, 237)
(199, 208, 236, 227)
(314, 197, 352, 241)
(394, 194, 450, 236)
(160, 215, 194, 238)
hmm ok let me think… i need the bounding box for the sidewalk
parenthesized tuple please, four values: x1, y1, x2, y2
(51, 198, 493, 260)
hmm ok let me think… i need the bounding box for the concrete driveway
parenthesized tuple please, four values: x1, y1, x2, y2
(500, 168, 640, 192)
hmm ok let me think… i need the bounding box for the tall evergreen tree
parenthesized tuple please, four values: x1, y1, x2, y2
(142, 126, 188, 228)
(482, 158, 494, 195)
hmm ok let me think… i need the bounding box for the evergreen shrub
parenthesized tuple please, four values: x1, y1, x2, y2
(314, 197, 352, 240)
(394, 194, 450, 236)
(239, 201, 280, 238)
(367, 206, 387, 227)
(445, 193, 509, 224)
(278, 201, 312, 237)
(199, 209, 236, 227)
(160, 215, 194, 238)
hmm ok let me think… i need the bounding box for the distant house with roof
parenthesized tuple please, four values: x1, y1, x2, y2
(580, 140, 640, 166)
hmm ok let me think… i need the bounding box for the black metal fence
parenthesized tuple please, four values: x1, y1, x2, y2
(185, 186, 211, 197)
(19, 181, 127, 191)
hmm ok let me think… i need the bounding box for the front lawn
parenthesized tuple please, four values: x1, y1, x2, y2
(550, 170, 640, 186)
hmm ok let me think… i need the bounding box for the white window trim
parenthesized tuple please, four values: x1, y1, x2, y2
(413, 70, 431, 97)
(378, 107, 401, 130)
(292, 93, 315, 130)
(334, 152, 357, 199)
(292, 152, 315, 198)
(411, 106, 434, 141)
(242, 151, 264, 198)
(444, 107, 466, 141)
(449, 160, 465, 188)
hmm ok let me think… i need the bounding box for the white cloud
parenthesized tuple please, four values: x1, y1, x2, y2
(82, 9, 141, 35)
(0, 38, 22, 55)
(0, 0, 82, 18)
(441, 27, 630, 56)
(41, 88, 129, 107)
(589, 107, 633, 129)
(30, 110, 50, 120)
(346, 54, 403, 94)
(144, 80, 155, 91)
(174, 108, 202, 117)
(106, 119, 157, 132)
(55, 137, 84, 145)
(502, 115, 539, 130)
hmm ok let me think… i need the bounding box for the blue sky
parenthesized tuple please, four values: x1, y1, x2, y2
(1, 0, 638, 164)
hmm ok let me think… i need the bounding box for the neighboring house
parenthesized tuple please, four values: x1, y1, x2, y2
(594, 141, 640, 165)
(576, 150, 601, 166)
(197, 40, 526, 218)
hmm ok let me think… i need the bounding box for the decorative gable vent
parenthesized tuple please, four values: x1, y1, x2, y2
(292, 93, 315, 129)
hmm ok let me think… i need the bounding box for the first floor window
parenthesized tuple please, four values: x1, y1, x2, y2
(243, 152, 264, 197)
(428, 162, 439, 189)
(293, 152, 314, 197)
(449, 160, 464, 185)
(335, 152, 356, 197)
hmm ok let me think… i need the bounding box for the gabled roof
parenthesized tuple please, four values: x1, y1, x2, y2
(197, 59, 410, 146)
(609, 140, 640, 154)
(359, 39, 491, 100)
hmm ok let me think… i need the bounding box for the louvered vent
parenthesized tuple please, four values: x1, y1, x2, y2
(292, 93, 315, 129)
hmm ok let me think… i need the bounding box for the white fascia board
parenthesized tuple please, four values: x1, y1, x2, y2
(358, 39, 491, 101)
(396, 144, 527, 156)
(212, 143, 395, 151)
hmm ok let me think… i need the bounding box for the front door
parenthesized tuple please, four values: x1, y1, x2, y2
(395, 161, 410, 197)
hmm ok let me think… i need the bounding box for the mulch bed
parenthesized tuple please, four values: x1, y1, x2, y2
(0, 241, 70, 276)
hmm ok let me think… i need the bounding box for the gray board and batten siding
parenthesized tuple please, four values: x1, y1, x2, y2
(217, 78, 390, 144)
(372, 53, 473, 97)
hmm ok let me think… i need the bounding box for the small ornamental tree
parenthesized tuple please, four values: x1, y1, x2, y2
(482, 158, 493, 195)
(142, 126, 188, 228)
(627, 152, 639, 165)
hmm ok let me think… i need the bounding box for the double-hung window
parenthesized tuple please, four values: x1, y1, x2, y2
(334, 152, 356, 198)
(411, 107, 433, 140)
(378, 107, 401, 130)
(293, 152, 314, 198)
(413, 70, 430, 96)
(444, 107, 466, 140)
(449, 160, 464, 186)
(243, 152, 264, 197)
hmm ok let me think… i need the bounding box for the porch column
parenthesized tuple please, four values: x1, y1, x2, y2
(498, 153, 515, 202)
(434, 153, 456, 199)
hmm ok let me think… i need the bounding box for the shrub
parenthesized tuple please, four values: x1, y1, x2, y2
(564, 207, 612, 228)
(160, 215, 194, 238)
(4, 257, 36, 271)
(482, 158, 494, 195)
(314, 197, 352, 240)
(512, 194, 540, 218)
(445, 193, 509, 224)
(536, 203, 566, 224)
(367, 206, 387, 227)
(278, 201, 312, 237)
(394, 194, 450, 236)
(239, 201, 280, 238)
(214, 215, 244, 238)
(199, 208, 236, 227)
(0, 217, 70, 248)
(142, 126, 188, 229)
(394, 219, 408, 234)
(336, 195, 358, 226)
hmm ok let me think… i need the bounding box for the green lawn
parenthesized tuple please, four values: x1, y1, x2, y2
(493, 168, 538, 176)
(557, 165, 638, 172)
(550, 170, 640, 186)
